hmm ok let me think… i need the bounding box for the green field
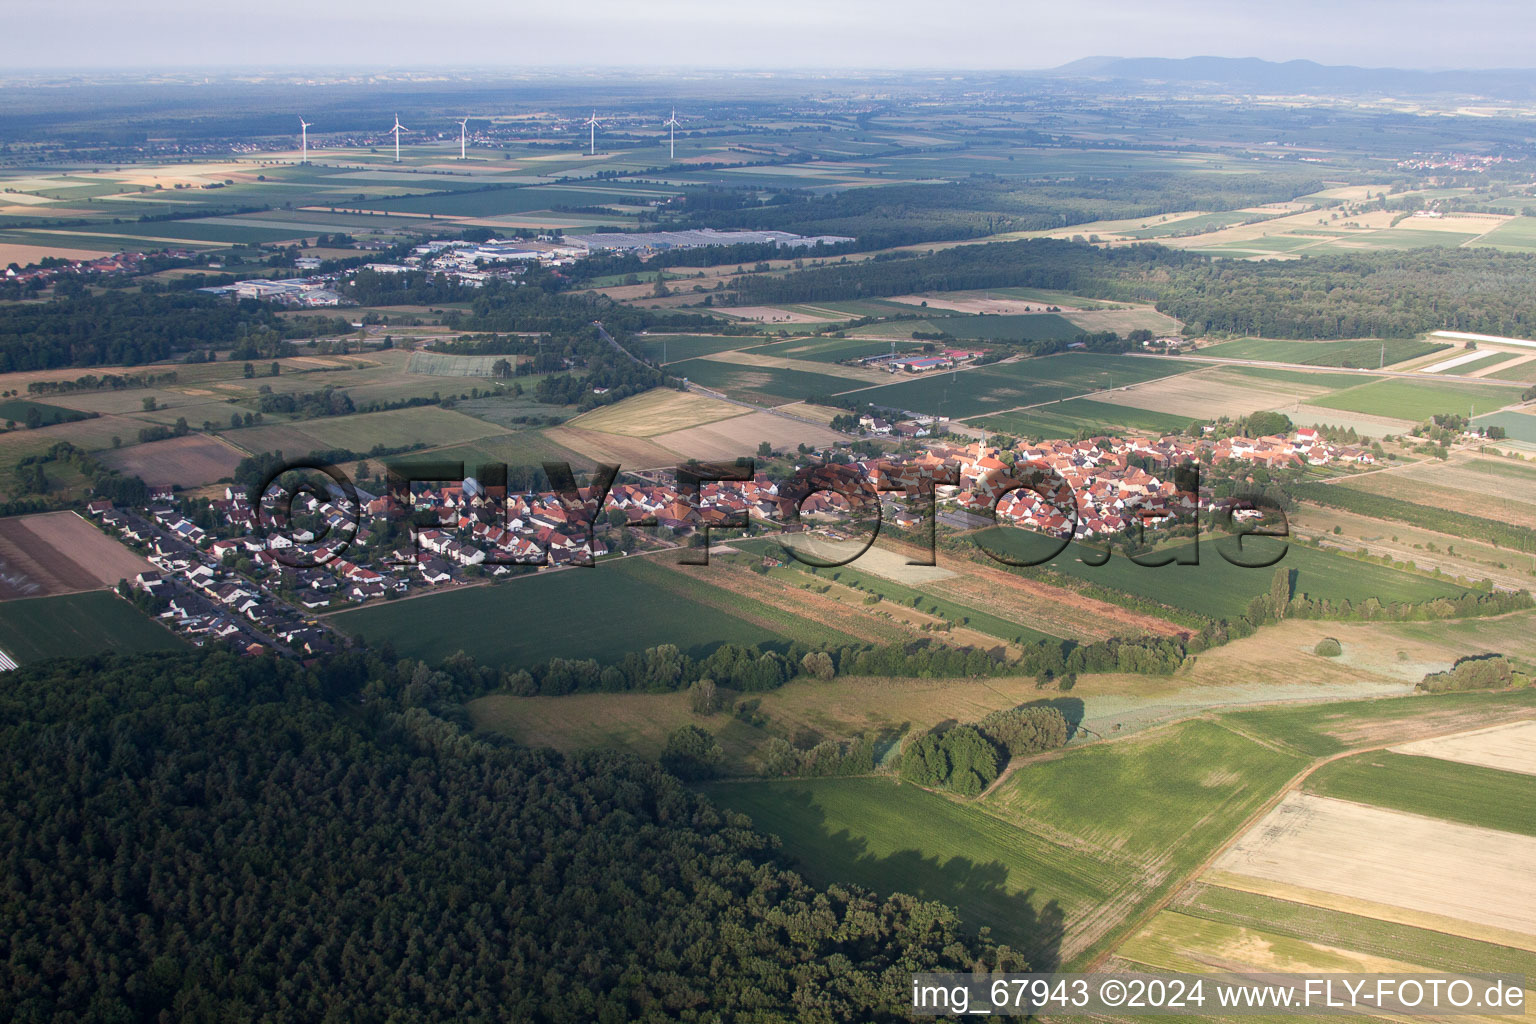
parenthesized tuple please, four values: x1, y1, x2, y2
(850, 354, 1187, 419)
(1311, 378, 1522, 420)
(1473, 410, 1536, 442)
(744, 336, 925, 364)
(1198, 337, 1447, 369)
(0, 591, 184, 664)
(935, 313, 1085, 343)
(1302, 750, 1536, 836)
(1120, 211, 1282, 239)
(1169, 884, 1536, 977)
(629, 334, 758, 363)
(702, 776, 1108, 966)
(975, 398, 1198, 439)
(225, 406, 508, 458)
(1223, 688, 1536, 758)
(971, 531, 1468, 621)
(331, 555, 805, 666)
(666, 358, 861, 404)
(1222, 365, 1385, 390)
(708, 717, 1306, 967)
(0, 399, 90, 427)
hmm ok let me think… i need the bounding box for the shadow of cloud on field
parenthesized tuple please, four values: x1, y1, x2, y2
(760, 786, 1066, 970)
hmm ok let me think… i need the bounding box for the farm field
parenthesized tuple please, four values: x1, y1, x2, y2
(652, 410, 845, 460)
(743, 336, 925, 364)
(971, 530, 1467, 621)
(1156, 884, 1536, 978)
(628, 334, 760, 363)
(331, 554, 813, 666)
(852, 354, 1190, 420)
(0, 512, 156, 601)
(974, 399, 1200, 439)
(565, 389, 745, 437)
(98, 433, 245, 488)
(1392, 719, 1536, 776)
(1197, 337, 1447, 368)
(224, 406, 509, 457)
(665, 357, 859, 405)
(703, 776, 1107, 966)
(1211, 792, 1536, 939)
(1302, 750, 1536, 836)
(0, 399, 89, 427)
(0, 590, 183, 664)
(1090, 365, 1337, 419)
(1332, 462, 1536, 529)
(1310, 377, 1524, 420)
(928, 313, 1085, 343)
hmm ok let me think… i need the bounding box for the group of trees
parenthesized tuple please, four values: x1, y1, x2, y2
(899, 704, 1072, 796)
(1417, 654, 1528, 692)
(0, 649, 1020, 1021)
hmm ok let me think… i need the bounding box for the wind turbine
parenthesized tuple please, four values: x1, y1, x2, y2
(455, 118, 470, 160)
(584, 110, 600, 155)
(663, 109, 681, 160)
(390, 115, 408, 163)
(298, 117, 312, 164)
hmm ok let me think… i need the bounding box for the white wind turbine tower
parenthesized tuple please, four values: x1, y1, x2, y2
(663, 109, 681, 160)
(585, 110, 600, 155)
(390, 115, 408, 162)
(298, 117, 312, 164)
(456, 118, 470, 160)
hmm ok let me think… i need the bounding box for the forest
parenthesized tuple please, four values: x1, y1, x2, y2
(0, 291, 329, 371)
(0, 650, 1021, 1023)
(729, 238, 1536, 339)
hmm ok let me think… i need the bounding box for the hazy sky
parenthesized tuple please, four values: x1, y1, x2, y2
(8, 0, 1536, 71)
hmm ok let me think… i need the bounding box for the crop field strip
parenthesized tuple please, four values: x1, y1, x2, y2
(0, 590, 184, 664)
(1301, 750, 1536, 835)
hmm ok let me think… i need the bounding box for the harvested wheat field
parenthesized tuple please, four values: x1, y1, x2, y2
(0, 512, 155, 601)
(1393, 720, 1536, 777)
(540, 425, 679, 470)
(1213, 793, 1536, 938)
(886, 292, 1082, 315)
(653, 411, 844, 461)
(567, 389, 745, 437)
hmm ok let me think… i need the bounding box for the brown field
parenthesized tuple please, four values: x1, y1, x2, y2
(1093, 367, 1329, 419)
(0, 512, 155, 601)
(0, 242, 113, 266)
(540, 425, 679, 469)
(653, 411, 845, 461)
(99, 433, 246, 487)
(1212, 793, 1536, 937)
(773, 402, 844, 425)
(1473, 352, 1536, 378)
(1393, 720, 1536, 776)
(1063, 307, 1183, 335)
(1335, 469, 1536, 529)
(566, 389, 745, 437)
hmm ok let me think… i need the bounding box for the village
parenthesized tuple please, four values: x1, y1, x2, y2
(74, 417, 1381, 659)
